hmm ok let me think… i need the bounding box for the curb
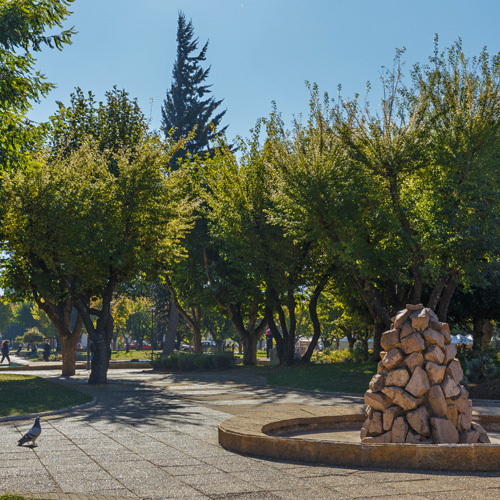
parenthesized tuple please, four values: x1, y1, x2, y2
(0, 396, 97, 422)
(219, 405, 500, 472)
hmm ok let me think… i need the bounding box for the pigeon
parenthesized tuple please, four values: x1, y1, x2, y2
(18, 417, 41, 447)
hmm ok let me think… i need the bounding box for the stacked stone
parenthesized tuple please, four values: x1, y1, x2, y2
(361, 304, 490, 444)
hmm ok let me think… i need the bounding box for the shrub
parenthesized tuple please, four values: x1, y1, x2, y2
(151, 352, 234, 371)
(310, 346, 373, 364)
(463, 349, 498, 383)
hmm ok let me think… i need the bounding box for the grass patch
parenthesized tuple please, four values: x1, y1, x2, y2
(1, 496, 41, 500)
(234, 362, 377, 393)
(0, 374, 93, 417)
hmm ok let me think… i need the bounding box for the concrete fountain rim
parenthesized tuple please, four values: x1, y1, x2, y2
(218, 404, 500, 471)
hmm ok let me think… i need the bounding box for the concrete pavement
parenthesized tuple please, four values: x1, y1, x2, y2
(1, 367, 500, 500)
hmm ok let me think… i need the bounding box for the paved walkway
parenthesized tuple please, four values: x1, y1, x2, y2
(1, 366, 500, 500)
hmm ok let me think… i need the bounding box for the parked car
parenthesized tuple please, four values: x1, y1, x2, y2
(129, 340, 152, 350)
(201, 340, 216, 350)
(179, 342, 193, 352)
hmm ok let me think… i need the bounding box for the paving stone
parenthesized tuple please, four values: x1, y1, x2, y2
(1, 367, 499, 500)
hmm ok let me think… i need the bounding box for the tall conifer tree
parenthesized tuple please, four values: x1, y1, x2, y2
(161, 12, 228, 169)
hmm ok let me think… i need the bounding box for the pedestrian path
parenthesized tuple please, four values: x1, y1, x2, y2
(1, 369, 500, 499)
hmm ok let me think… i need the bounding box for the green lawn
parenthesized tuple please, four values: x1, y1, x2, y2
(0, 374, 93, 416)
(234, 362, 377, 393)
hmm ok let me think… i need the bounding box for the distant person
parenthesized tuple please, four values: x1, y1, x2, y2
(31, 344, 37, 357)
(1, 340, 10, 365)
(43, 339, 51, 361)
(16, 344, 22, 356)
(265, 329, 273, 358)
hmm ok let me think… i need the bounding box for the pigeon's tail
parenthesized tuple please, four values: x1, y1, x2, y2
(18, 434, 32, 446)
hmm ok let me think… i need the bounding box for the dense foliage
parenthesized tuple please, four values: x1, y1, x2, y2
(3, 17, 500, 382)
(161, 11, 228, 168)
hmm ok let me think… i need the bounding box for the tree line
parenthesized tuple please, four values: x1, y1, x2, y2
(2, 2, 500, 384)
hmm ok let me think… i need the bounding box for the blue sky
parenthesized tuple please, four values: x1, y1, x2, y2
(29, 0, 500, 142)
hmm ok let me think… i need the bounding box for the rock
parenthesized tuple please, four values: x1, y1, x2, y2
(382, 387, 418, 411)
(385, 367, 410, 388)
(446, 359, 464, 384)
(422, 328, 445, 349)
(430, 417, 459, 444)
(365, 406, 374, 418)
(400, 321, 414, 339)
(401, 332, 425, 354)
(364, 390, 393, 412)
(404, 351, 424, 373)
(368, 411, 383, 435)
(458, 411, 472, 432)
(443, 343, 457, 364)
(425, 307, 440, 323)
(441, 323, 452, 344)
(361, 431, 392, 444)
(360, 426, 369, 440)
(448, 393, 468, 413)
(411, 309, 430, 331)
(446, 405, 459, 427)
(405, 366, 430, 398)
(392, 309, 411, 329)
(369, 373, 386, 392)
(441, 373, 461, 398)
(471, 422, 491, 443)
(425, 361, 446, 384)
(425, 345, 445, 365)
(377, 361, 388, 374)
(428, 384, 447, 417)
(391, 416, 409, 443)
(381, 348, 404, 370)
(406, 303, 424, 311)
(407, 405, 431, 437)
(405, 429, 422, 443)
(459, 430, 479, 443)
(383, 405, 400, 431)
(381, 328, 401, 351)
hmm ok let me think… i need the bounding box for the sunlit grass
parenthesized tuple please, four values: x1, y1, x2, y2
(235, 362, 377, 393)
(0, 374, 93, 416)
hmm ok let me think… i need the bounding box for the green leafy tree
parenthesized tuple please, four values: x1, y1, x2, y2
(0, 298, 13, 334)
(50, 86, 149, 175)
(0, 0, 75, 172)
(17, 326, 44, 346)
(1, 138, 191, 383)
(161, 11, 228, 169)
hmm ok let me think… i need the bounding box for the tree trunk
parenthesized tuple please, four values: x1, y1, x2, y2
(302, 276, 328, 363)
(481, 320, 494, 348)
(162, 300, 179, 357)
(192, 319, 202, 353)
(437, 277, 456, 322)
(285, 291, 297, 366)
(242, 334, 258, 365)
(60, 334, 80, 377)
(353, 278, 391, 360)
(33, 295, 83, 377)
(427, 276, 447, 310)
(472, 317, 483, 355)
(88, 336, 111, 385)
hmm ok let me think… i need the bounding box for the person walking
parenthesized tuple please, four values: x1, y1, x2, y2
(265, 329, 273, 358)
(1, 340, 11, 365)
(42, 339, 51, 362)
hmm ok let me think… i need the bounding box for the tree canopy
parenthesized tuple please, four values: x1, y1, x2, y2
(161, 11, 228, 169)
(0, 0, 75, 171)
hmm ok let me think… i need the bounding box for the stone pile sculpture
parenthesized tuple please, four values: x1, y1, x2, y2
(361, 304, 490, 444)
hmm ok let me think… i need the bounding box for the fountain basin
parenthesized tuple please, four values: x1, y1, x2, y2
(218, 404, 500, 471)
